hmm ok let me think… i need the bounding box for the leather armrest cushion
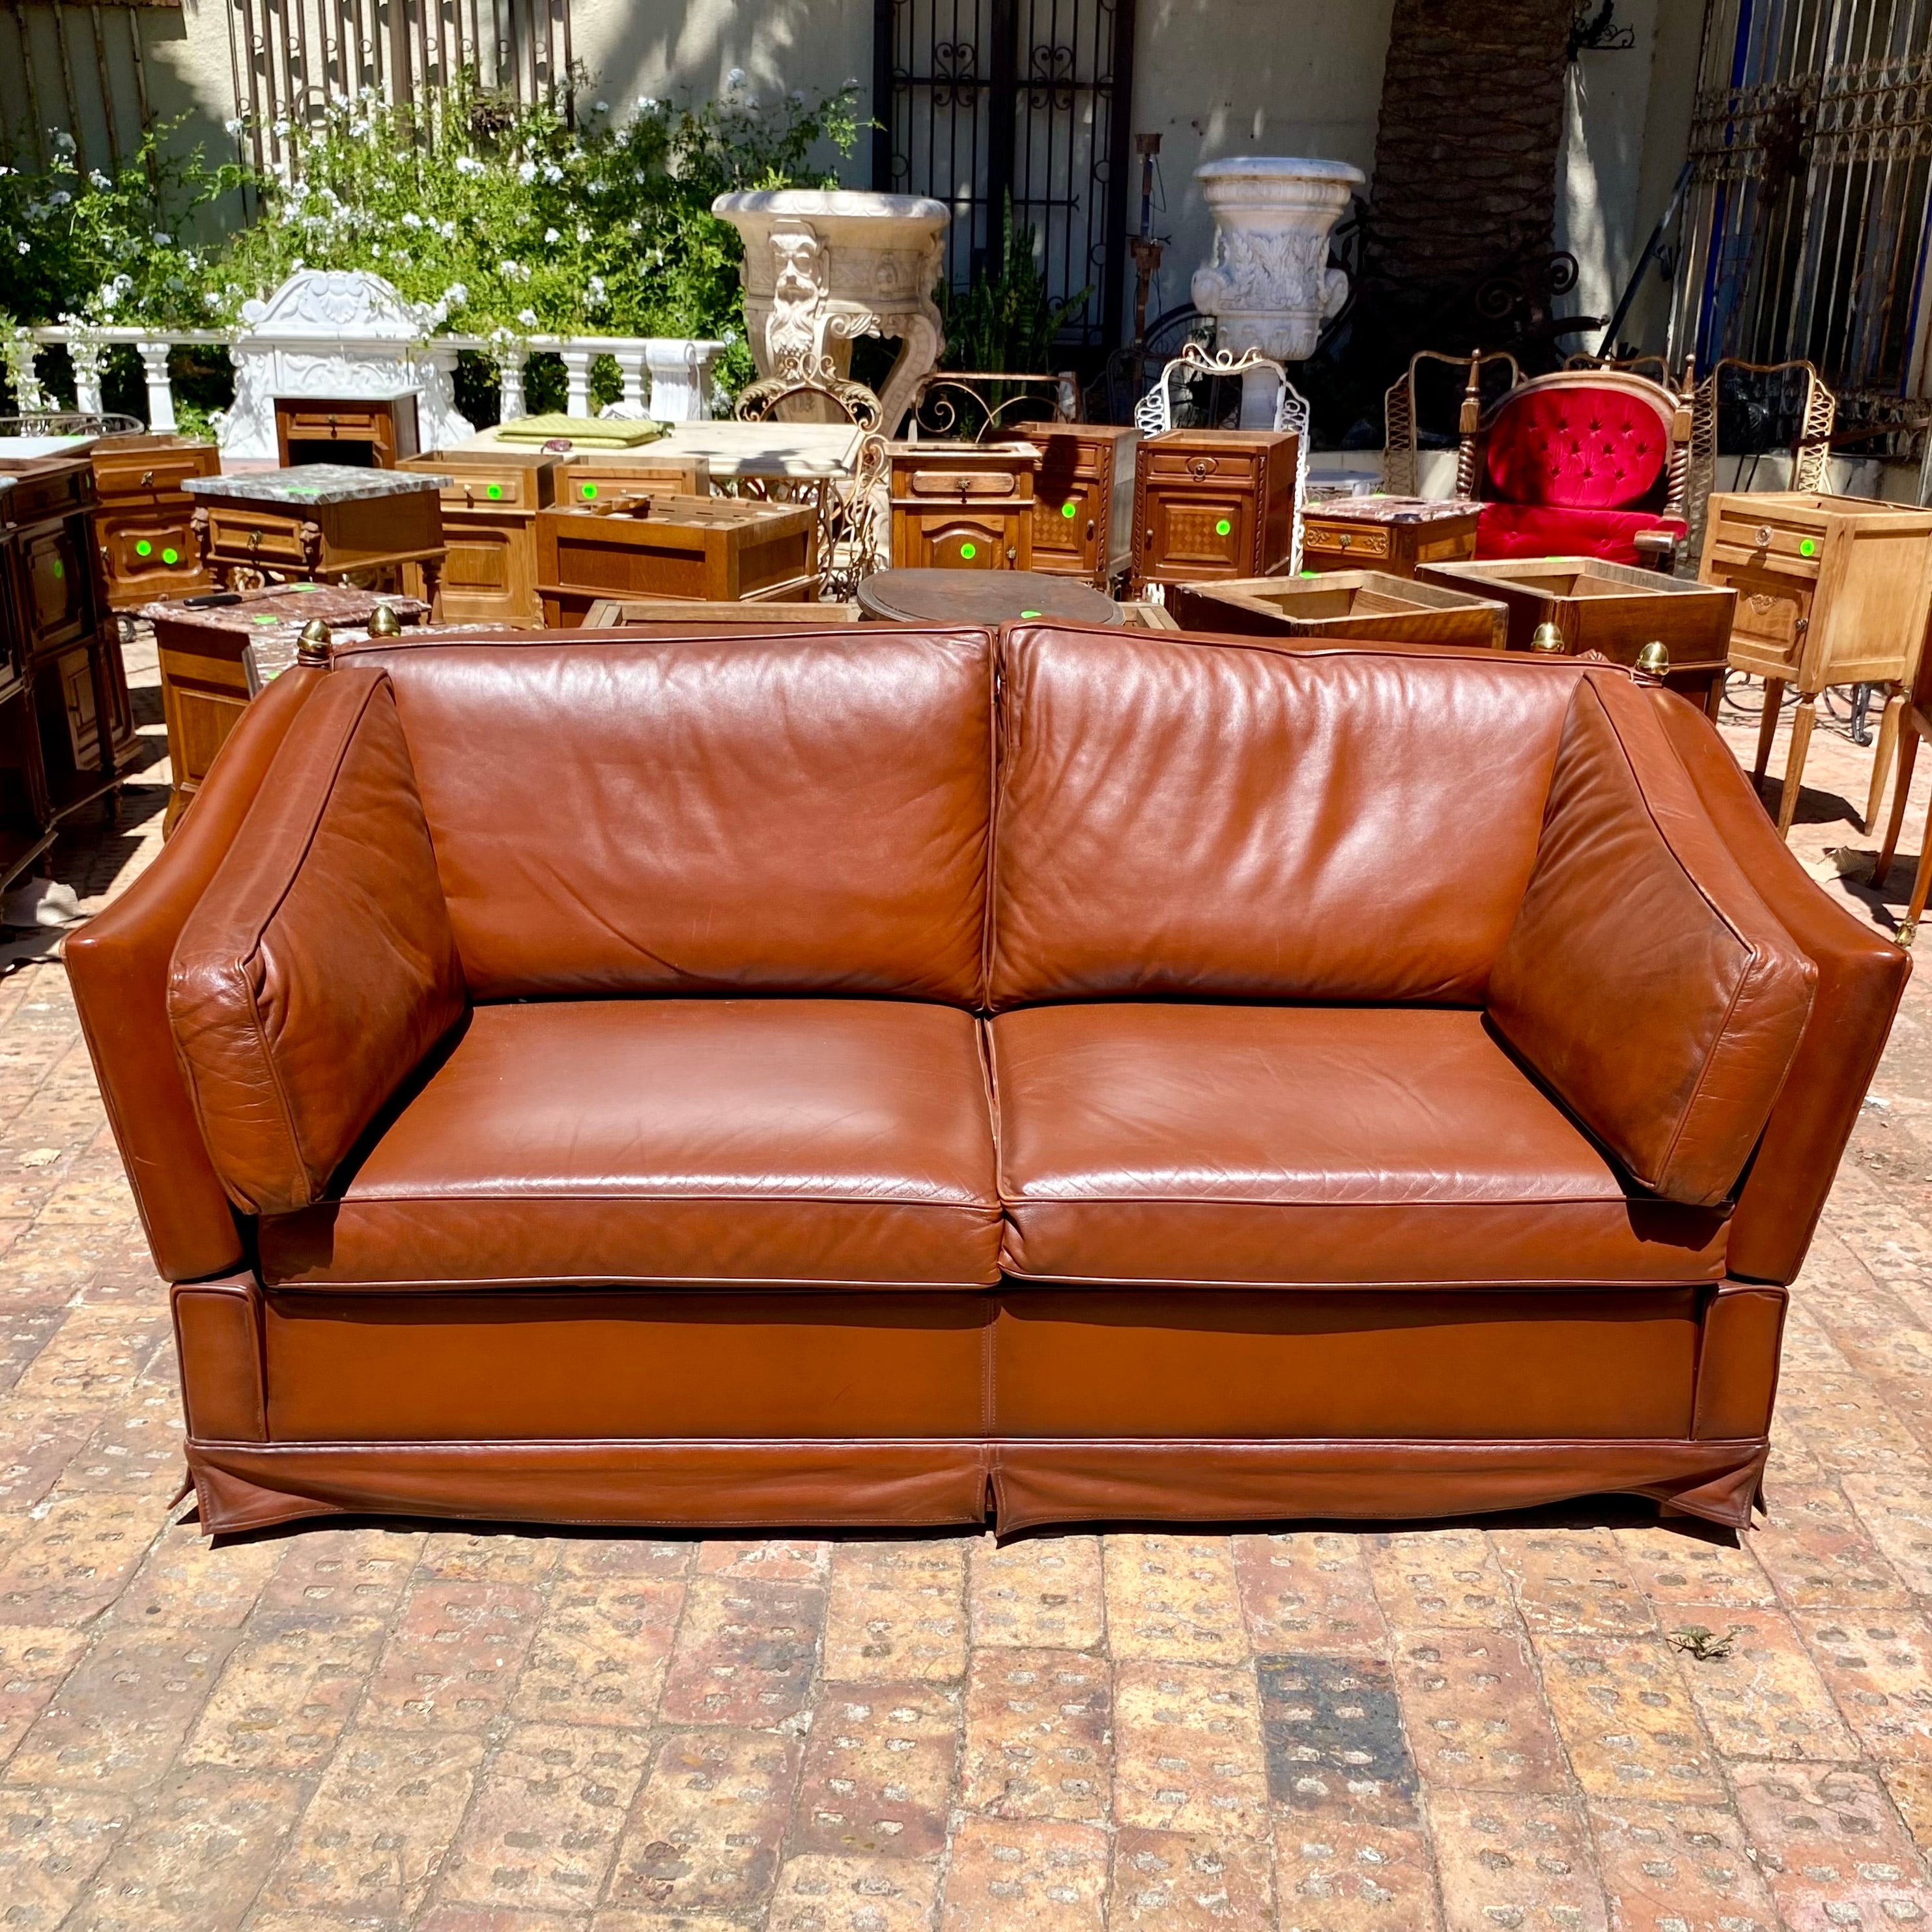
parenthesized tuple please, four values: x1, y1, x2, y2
(167, 667, 465, 1217)
(1487, 672, 1816, 1207)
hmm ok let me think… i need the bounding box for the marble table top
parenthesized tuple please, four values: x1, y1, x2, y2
(183, 464, 453, 505)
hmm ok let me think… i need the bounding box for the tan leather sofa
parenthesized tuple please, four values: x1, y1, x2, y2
(68, 624, 1907, 1537)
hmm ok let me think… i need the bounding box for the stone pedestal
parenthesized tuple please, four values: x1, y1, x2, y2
(1191, 158, 1365, 426)
(221, 270, 473, 464)
(711, 189, 949, 433)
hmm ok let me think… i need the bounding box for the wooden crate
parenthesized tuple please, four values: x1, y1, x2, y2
(401, 449, 562, 626)
(536, 494, 817, 625)
(1169, 571, 1507, 648)
(91, 434, 220, 607)
(1300, 495, 1481, 577)
(888, 442, 1039, 570)
(1132, 428, 1300, 588)
(1027, 424, 1138, 588)
(276, 391, 421, 468)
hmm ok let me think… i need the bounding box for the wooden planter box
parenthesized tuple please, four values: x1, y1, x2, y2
(536, 494, 817, 625)
(401, 449, 563, 627)
(556, 455, 712, 507)
(888, 442, 1040, 570)
(1169, 571, 1507, 648)
(1027, 424, 1138, 588)
(91, 434, 220, 608)
(1132, 428, 1300, 588)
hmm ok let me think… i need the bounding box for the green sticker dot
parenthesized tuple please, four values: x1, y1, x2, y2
(581, 481, 597, 499)
(1215, 519, 1232, 537)
(487, 483, 503, 500)
(1061, 500, 1077, 519)
(1020, 609, 1042, 618)
(252, 614, 277, 625)
(162, 548, 178, 565)
(1800, 538, 1816, 556)
(50, 561, 63, 579)
(134, 540, 152, 558)
(959, 541, 977, 560)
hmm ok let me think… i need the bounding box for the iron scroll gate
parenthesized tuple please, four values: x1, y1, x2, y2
(873, 0, 1137, 351)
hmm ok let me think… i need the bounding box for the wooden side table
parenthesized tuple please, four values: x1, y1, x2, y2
(1169, 571, 1506, 647)
(1027, 424, 1139, 589)
(1699, 490, 1932, 835)
(1417, 555, 1737, 717)
(91, 434, 220, 607)
(535, 494, 817, 625)
(888, 443, 1040, 570)
(401, 449, 561, 626)
(184, 464, 449, 615)
(1133, 429, 1300, 590)
(145, 583, 428, 831)
(1300, 494, 1481, 577)
(276, 390, 421, 468)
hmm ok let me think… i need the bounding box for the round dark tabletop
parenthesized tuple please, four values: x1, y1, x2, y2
(856, 569, 1122, 625)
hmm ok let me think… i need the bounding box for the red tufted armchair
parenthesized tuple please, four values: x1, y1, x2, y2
(1465, 369, 1692, 569)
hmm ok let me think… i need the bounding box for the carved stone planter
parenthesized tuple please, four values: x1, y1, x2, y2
(711, 188, 949, 432)
(221, 270, 473, 463)
(1191, 158, 1365, 425)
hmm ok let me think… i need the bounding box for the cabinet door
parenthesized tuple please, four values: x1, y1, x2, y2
(100, 515, 206, 604)
(1143, 489, 1253, 579)
(1719, 568, 1813, 681)
(1032, 477, 1103, 575)
(897, 509, 1023, 569)
(21, 528, 91, 655)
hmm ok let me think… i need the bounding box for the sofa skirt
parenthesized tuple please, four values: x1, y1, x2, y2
(173, 1276, 1785, 1535)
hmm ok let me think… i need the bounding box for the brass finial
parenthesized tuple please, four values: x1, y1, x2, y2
(1529, 621, 1566, 655)
(294, 618, 333, 665)
(367, 602, 403, 638)
(1636, 640, 1671, 679)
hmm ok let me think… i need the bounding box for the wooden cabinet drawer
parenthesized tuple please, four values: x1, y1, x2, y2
(1304, 520, 1391, 561)
(1144, 447, 1260, 485)
(1711, 514, 1824, 578)
(205, 511, 311, 566)
(903, 468, 1030, 499)
(443, 471, 539, 510)
(101, 516, 197, 582)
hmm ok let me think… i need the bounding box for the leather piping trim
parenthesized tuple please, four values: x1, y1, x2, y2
(991, 1268, 1726, 1290)
(261, 1271, 1006, 1292)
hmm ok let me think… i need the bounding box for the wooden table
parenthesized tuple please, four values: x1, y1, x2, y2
(183, 464, 449, 612)
(856, 568, 1121, 625)
(145, 582, 429, 831)
(1417, 555, 1737, 716)
(1699, 490, 1932, 836)
(1169, 570, 1506, 647)
(1300, 494, 1481, 577)
(464, 419, 866, 485)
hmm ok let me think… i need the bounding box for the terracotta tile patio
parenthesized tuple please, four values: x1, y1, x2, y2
(1, 640, 1930, 1929)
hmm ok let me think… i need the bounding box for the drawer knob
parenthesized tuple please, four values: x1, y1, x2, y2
(138, 470, 154, 489)
(1756, 525, 1772, 547)
(1189, 457, 1219, 479)
(1339, 531, 1353, 547)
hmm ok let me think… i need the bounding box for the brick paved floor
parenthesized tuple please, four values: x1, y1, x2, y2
(1, 645, 1931, 1929)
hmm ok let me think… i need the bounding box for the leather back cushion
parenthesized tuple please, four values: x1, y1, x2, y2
(169, 670, 466, 1217)
(1488, 674, 1817, 1206)
(348, 631, 995, 1004)
(1484, 383, 1669, 510)
(991, 629, 1577, 1008)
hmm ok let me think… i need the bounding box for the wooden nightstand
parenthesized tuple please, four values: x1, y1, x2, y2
(91, 434, 220, 607)
(276, 390, 421, 468)
(1132, 428, 1300, 590)
(888, 443, 1040, 570)
(401, 449, 563, 626)
(1026, 424, 1138, 589)
(1699, 490, 1932, 835)
(1300, 494, 1481, 578)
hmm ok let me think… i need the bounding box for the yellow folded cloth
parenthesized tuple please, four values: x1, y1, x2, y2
(495, 414, 670, 449)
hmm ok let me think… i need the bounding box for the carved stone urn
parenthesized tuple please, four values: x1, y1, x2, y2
(1191, 158, 1365, 425)
(711, 188, 949, 432)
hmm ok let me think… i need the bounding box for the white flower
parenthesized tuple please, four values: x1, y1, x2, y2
(543, 227, 560, 244)
(635, 95, 659, 111)
(726, 66, 746, 89)
(575, 224, 590, 242)
(442, 281, 468, 307)
(152, 229, 169, 244)
(51, 131, 76, 154)
(455, 156, 485, 176)
(400, 210, 422, 228)
(48, 190, 70, 206)
(89, 170, 110, 189)
(517, 307, 537, 326)
(15, 240, 27, 255)
(223, 117, 244, 137)
(593, 99, 608, 113)
(844, 75, 859, 87)
(541, 162, 562, 184)
(204, 291, 221, 309)
(517, 160, 537, 184)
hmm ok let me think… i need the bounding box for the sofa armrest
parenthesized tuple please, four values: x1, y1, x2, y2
(1487, 670, 1817, 1208)
(167, 666, 466, 1217)
(1649, 688, 1909, 1281)
(66, 664, 327, 1281)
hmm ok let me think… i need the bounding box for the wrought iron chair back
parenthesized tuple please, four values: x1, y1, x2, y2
(731, 371, 889, 600)
(902, 372, 1076, 444)
(1137, 341, 1314, 574)
(1382, 350, 1522, 498)
(1684, 358, 1837, 567)
(0, 411, 143, 440)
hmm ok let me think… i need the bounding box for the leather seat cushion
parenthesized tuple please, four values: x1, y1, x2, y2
(259, 999, 1003, 1291)
(991, 1003, 1729, 1288)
